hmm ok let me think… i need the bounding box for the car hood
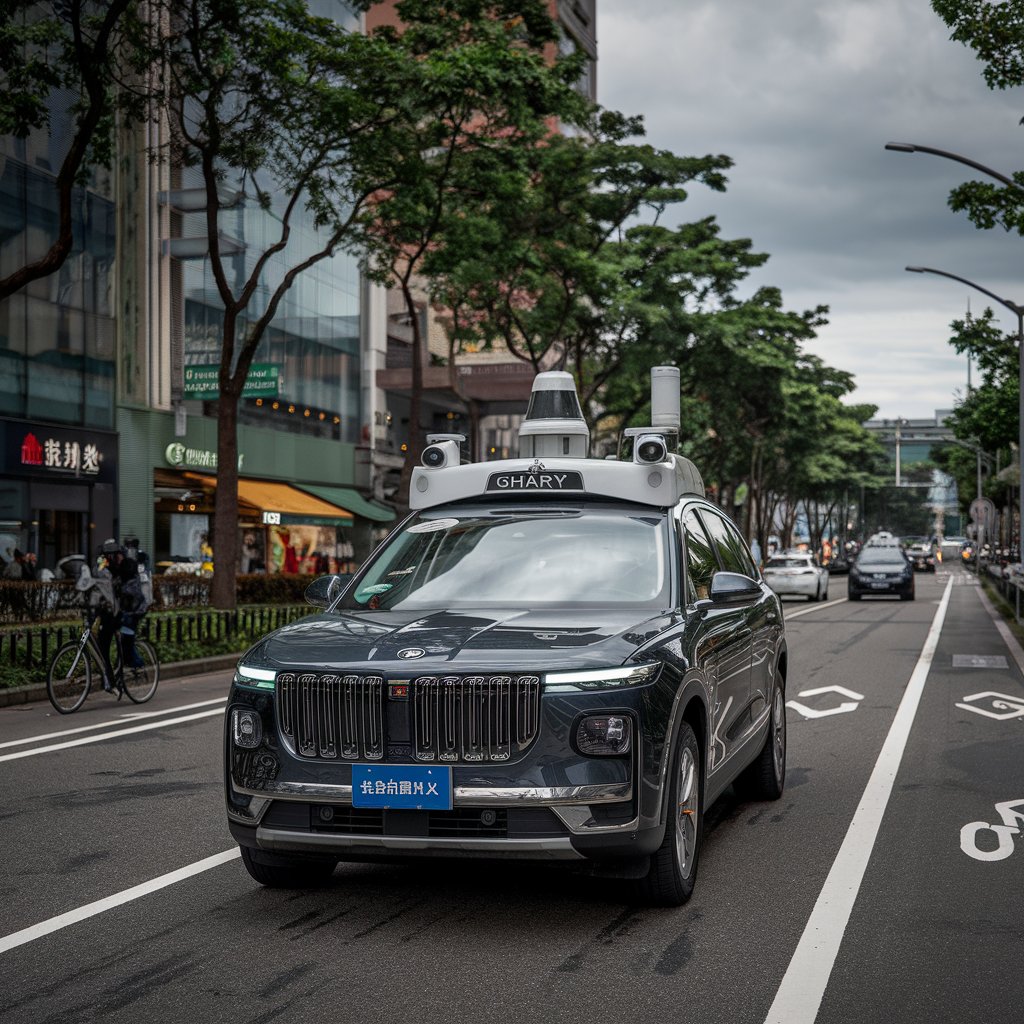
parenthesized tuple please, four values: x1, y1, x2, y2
(240, 606, 676, 675)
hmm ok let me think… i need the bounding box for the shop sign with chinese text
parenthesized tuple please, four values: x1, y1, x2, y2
(0, 418, 116, 484)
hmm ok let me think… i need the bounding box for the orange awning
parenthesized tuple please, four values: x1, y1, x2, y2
(187, 474, 354, 526)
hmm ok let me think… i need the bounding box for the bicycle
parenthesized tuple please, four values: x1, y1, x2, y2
(47, 607, 160, 714)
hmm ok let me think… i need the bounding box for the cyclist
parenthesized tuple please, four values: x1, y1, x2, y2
(96, 538, 148, 692)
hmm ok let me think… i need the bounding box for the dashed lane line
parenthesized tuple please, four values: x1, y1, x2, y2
(764, 576, 953, 1024)
(0, 698, 227, 750)
(0, 849, 241, 955)
(0, 708, 225, 762)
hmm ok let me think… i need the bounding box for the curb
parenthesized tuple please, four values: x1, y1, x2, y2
(0, 652, 241, 708)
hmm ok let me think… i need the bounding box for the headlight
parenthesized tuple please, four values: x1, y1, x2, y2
(234, 664, 277, 690)
(544, 663, 661, 693)
(231, 708, 263, 749)
(575, 714, 632, 756)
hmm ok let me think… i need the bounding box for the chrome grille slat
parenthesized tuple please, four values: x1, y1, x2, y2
(278, 672, 385, 761)
(413, 674, 540, 764)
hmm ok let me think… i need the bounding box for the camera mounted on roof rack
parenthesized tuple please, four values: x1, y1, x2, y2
(421, 433, 465, 469)
(633, 434, 670, 465)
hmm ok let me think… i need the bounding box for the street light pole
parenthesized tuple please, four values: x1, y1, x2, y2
(904, 265, 1024, 555)
(887, 141, 1024, 556)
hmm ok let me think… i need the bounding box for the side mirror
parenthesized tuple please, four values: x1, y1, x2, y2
(304, 574, 343, 609)
(709, 570, 761, 603)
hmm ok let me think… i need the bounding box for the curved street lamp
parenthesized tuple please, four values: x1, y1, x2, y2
(904, 264, 1024, 554)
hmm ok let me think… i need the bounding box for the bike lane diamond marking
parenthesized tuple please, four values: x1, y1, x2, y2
(786, 685, 865, 719)
(955, 691, 1024, 720)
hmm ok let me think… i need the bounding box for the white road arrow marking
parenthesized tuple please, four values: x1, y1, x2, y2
(956, 691, 1024, 720)
(786, 685, 865, 719)
(961, 799, 1024, 862)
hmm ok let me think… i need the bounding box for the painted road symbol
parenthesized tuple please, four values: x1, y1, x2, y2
(786, 685, 865, 720)
(961, 799, 1024, 862)
(952, 654, 1009, 669)
(956, 691, 1024, 721)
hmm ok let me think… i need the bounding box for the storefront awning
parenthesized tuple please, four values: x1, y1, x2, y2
(187, 474, 354, 527)
(297, 485, 397, 523)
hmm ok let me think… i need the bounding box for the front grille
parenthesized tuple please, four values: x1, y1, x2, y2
(277, 673, 385, 760)
(412, 675, 541, 763)
(276, 672, 541, 764)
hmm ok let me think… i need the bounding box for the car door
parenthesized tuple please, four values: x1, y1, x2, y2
(700, 509, 780, 727)
(680, 505, 751, 773)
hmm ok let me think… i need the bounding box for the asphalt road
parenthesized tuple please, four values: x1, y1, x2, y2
(1, 565, 1022, 1024)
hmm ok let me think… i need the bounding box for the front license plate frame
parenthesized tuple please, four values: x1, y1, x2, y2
(351, 764, 453, 810)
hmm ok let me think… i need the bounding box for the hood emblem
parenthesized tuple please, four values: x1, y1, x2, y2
(397, 647, 426, 660)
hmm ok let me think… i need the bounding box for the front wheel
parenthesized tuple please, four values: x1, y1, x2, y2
(47, 642, 92, 714)
(239, 846, 337, 888)
(637, 721, 702, 907)
(122, 640, 160, 703)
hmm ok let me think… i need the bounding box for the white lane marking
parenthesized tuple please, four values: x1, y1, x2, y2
(0, 848, 241, 955)
(786, 686, 865, 720)
(0, 708, 225, 762)
(785, 597, 847, 619)
(0, 698, 228, 750)
(764, 576, 953, 1024)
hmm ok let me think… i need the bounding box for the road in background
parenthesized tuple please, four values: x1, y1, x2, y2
(1, 567, 1021, 1024)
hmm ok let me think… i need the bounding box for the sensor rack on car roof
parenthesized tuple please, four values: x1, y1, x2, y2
(410, 366, 704, 510)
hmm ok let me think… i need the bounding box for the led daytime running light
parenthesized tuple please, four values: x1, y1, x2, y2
(236, 665, 277, 682)
(545, 663, 659, 691)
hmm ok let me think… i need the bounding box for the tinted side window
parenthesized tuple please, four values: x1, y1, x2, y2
(682, 508, 718, 601)
(700, 510, 757, 578)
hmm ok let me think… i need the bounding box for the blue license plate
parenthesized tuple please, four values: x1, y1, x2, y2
(351, 764, 453, 810)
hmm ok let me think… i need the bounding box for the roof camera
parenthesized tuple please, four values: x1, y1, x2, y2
(421, 440, 460, 469)
(635, 434, 668, 465)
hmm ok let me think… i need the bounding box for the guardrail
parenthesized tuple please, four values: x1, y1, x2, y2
(983, 563, 1024, 624)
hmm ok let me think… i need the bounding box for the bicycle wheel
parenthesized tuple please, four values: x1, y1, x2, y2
(47, 642, 92, 714)
(122, 640, 159, 703)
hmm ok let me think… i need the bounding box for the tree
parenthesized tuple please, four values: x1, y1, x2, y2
(360, 0, 587, 497)
(0, 0, 144, 299)
(154, 0, 412, 607)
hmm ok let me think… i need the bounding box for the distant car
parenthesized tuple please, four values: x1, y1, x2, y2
(825, 555, 851, 575)
(905, 542, 936, 573)
(848, 547, 915, 601)
(763, 553, 829, 601)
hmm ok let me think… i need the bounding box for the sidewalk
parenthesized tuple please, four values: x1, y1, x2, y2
(0, 652, 240, 708)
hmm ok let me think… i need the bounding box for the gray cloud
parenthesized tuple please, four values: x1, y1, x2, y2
(599, 0, 1024, 417)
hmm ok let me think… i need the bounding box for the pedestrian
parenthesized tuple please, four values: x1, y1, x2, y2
(200, 532, 214, 577)
(2, 549, 30, 579)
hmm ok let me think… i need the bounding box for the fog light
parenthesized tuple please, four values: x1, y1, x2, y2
(576, 714, 632, 756)
(231, 708, 262, 749)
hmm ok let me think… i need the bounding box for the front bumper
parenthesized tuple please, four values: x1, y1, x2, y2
(225, 681, 671, 863)
(848, 574, 913, 597)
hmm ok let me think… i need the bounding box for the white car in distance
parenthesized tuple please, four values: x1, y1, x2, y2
(762, 552, 829, 601)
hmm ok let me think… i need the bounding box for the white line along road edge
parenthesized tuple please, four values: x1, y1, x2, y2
(0, 849, 241, 956)
(764, 576, 953, 1024)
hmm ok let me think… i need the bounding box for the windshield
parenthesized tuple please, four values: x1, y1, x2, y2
(339, 506, 670, 611)
(857, 550, 906, 567)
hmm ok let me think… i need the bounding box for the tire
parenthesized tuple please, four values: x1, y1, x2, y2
(901, 590, 915, 602)
(239, 845, 337, 888)
(820, 582, 829, 602)
(122, 640, 160, 703)
(47, 642, 92, 714)
(735, 679, 786, 801)
(848, 592, 861, 601)
(637, 721, 702, 907)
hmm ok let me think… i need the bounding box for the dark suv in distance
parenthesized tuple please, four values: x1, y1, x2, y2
(848, 545, 915, 600)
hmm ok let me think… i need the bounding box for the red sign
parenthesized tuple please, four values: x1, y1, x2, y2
(20, 433, 43, 466)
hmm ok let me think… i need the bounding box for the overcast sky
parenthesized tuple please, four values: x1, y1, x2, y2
(598, 0, 1024, 420)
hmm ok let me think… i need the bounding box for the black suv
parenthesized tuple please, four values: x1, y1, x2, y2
(225, 370, 788, 906)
